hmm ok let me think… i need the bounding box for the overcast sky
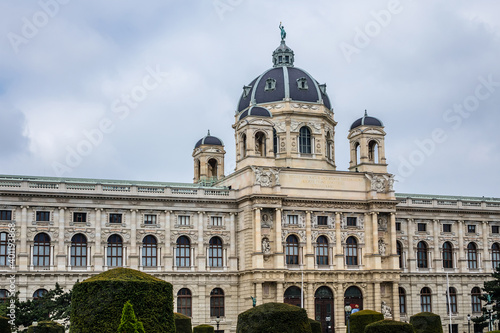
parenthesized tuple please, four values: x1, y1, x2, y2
(1, 1, 499, 198)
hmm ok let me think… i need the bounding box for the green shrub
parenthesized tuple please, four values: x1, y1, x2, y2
(193, 324, 214, 333)
(117, 301, 145, 333)
(409, 312, 443, 333)
(364, 319, 415, 333)
(27, 321, 64, 333)
(350, 310, 384, 333)
(308, 319, 321, 333)
(236, 302, 312, 333)
(70, 267, 174, 333)
(174, 313, 192, 333)
(0, 316, 11, 333)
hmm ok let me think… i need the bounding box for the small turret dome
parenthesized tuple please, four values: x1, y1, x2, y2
(238, 106, 272, 121)
(194, 130, 224, 148)
(350, 110, 384, 130)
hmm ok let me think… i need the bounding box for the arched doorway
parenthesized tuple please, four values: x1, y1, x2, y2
(344, 286, 363, 315)
(315, 286, 334, 333)
(284, 286, 302, 307)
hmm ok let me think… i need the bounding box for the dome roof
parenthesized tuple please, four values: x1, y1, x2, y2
(236, 40, 331, 113)
(350, 111, 384, 130)
(238, 106, 272, 121)
(194, 130, 224, 148)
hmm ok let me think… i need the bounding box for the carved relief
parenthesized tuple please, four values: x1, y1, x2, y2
(341, 232, 365, 243)
(251, 166, 280, 187)
(274, 121, 286, 133)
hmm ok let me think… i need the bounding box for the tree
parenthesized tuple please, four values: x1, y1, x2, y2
(117, 301, 145, 333)
(473, 266, 500, 330)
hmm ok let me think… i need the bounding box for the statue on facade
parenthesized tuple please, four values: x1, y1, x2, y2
(262, 238, 271, 254)
(381, 301, 392, 318)
(279, 22, 286, 41)
(251, 296, 257, 307)
(378, 239, 386, 256)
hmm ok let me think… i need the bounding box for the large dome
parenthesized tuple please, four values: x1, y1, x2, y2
(236, 41, 332, 113)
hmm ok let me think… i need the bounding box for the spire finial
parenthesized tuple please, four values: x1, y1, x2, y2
(364, 109, 368, 117)
(207, 129, 210, 136)
(279, 22, 286, 41)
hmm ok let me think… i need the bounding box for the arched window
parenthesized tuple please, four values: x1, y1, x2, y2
(142, 235, 157, 267)
(33, 288, 48, 300)
(344, 286, 363, 312)
(417, 241, 428, 268)
(286, 235, 299, 265)
(176, 236, 191, 267)
(208, 158, 218, 179)
(326, 132, 333, 160)
(345, 237, 358, 266)
(210, 288, 224, 317)
(273, 128, 278, 155)
(316, 236, 329, 266)
(396, 241, 403, 268)
(195, 159, 201, 181)
(442, 242, 453, 269)
(33, 233, 51, 267)
(299, 126, 311, 154)
(0, 232, 9, 267)
(355, 143, 360, 165)
(399, 287, 406, 314)
(467, 242, 478, 269)
(177, 288, 192, 317)
(107, 234, 123, 267)
(284, 286, 302, 307)
(209, 237, 223, 268)
(368, 140, 378, 163)
(241, 133, 247, 158)
(0, 289, 9, 303)
(492, 243, 500, 270)
(314, 286, 333, 329)
(471, 287, 482, 313)
(420, 287, 432, 312)
(447, 287, 457, 314)
(70, 233, 87, 267)
(255, 132, 266, 156)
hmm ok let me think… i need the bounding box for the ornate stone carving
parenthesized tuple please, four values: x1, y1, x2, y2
(366, 173, 386, 193)
(378, 215, 388, 230)
(378, 239, 386, 256)
(341, 232, 365, 243)
(251, 166, 280, 187)
(262, 237, 271, 254)
(274, 121, 286, 133)
(381, 301, 392, 318)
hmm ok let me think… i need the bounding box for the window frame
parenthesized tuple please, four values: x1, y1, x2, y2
(467, 225, 476, 233)
(178, 215, 190, 226)
(492, 243, 500, 270)
(210, 288, 225, 317)
(467, 242, 478, 269)
(399, 287, 406, 314)
(0, 232, 10, 267)
(346, 217, 357, 227)
(73, 212, 87, 223)
(471, 287, 482, 313)
(109, 213, 122, 224)
(286, 235, 299, 265)
(287, 215, 298, 225)
(417, 241, 428, 268)
(442, 242, 453, 269)
(420, 287, 432, 312)
(345, 236, 358, 266)
(447, 287, 458, 314)
(209, 237, 223, 268)
(315, 236, 329, 266)
(176, 236, 191, 267)
(0, 210, 12, 221)
(317, 216, 328, 226)
(33, 233, 51, 267)
(107, 234, 123, 267)
(36, 211, 50, 222)
(210, 216, 223, 227)
(70, 233, 87, 267)
(142, 235, 157, 267)
(443, 224, 452, 233)
(299, 126, 312, 154)
(144, 214, 157, 225)
(417, 223, 427, 232)
(177, 288, 192, 317)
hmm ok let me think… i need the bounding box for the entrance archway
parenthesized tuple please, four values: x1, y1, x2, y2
(315, 286, 334, 333)
(284, 286, 302, 307)
(344, 286, 363, 320)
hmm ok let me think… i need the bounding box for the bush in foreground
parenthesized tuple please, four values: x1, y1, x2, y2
(308, 319, 321, 333)
(193, 324, 214, 333)
(174, 312, 192, 333)
(70, 267, 174, 333)
(0, 316, 11, 333)
(350, 310, 383, 333)
(409, 312, 443, 333)
(236, 302, 312, 333)
(27, 321, 64, 333)
(365, 319, 415, 333)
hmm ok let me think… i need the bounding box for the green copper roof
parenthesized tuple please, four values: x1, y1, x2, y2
(396, 192, 500, 202)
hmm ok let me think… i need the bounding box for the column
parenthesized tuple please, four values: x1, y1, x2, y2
(305, 211, 314, 269)
(373, 282, 381, 313)
(457, 220, 465, 271)
(276, 282, 284, 303)
(255, 282, 263, 307)
(197, 212, 205, 271)
(335, 212, 343, 268)
(389, 213, 398, 268)
(392, 282, 400, 321)
(253, 208, 263, 268)
(56, 208, 66, 270)
(364, 213, 372, 255)
(93, 209, 103, 270)
(482, 221, 490, 271)
(228, 213, 237, 270)
(372, 212, 381, 269)
(306, 282, 314, 320)
(19, 206, 29, 270)
(334, 286, 346, 333)
(407, 219, 415, 271)
(275, 209, 284, 268)
(433, 219, 440, 272)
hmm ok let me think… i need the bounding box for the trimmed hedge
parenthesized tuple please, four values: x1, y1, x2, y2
(0, 316, 11, 333)
(409, 312, 443, 333)
(308, 319, 322, 333)
(193, 324, 214, 333)
(27, 321, 64, 333)
(350, 310, 384, 333)
(174, 313, 192, 333)
(70, 268, 174, 333)
(365, 319, 415, 333)
(236, 302, 312, 333)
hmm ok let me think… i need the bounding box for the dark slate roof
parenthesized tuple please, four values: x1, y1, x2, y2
(236, 66, 332, 112)
(194, 131, 224, 148)
(238, 106, 272, 121)
(350, 111, 384, 130)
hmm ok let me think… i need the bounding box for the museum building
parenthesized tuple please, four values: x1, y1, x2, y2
(0, 33, 499, 333)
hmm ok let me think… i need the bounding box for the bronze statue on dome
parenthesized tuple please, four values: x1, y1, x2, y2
(279, 22, 286, 41)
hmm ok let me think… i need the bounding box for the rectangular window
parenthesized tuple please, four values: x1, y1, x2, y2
(468, 225, 476, 233)
(287, 215, 298, 225)
(178, 215, 190, 226)
(346, 217, 357, 227)
(109, 214, 122, 224)
(73, 212, 87, 223)
(417, 223, 426, 232)
(0, 210, 12, 221)
(317, 216, 328, 226)
(395, 222, 401, 231)
(211, 216, 222, 226)
(492, 226, 499, 234)
(144, 214, 156, 225)
(443, 224, 452, 233)
(36, 211, 50, 222)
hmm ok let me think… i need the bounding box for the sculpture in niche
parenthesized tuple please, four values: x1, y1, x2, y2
(262, 237, 271, 254)
(378, 239, 386, 256)
(381, 301, 392, 318)
(378, 216, 388, 230)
